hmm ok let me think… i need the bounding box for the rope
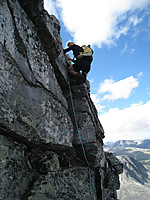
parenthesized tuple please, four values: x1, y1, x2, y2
(68, 77, 94, 200)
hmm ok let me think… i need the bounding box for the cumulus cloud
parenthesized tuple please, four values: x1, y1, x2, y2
(100, 101, 150, 142)
(98, 75, 139, 101)
(44, 0, 150, 46)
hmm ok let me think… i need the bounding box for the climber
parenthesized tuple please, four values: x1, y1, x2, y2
(63, 42, 93, 82)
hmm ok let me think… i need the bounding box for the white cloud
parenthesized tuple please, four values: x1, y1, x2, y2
(91, 94, 106, 112)
(129, 15, 143, 26)
(100, 101, 150, 142)
(44, 0, 150, 46)
(44, 0, 58, 17)
(98, 75, 139, 101)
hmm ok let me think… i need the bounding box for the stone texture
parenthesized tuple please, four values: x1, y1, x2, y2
(26, 168, 96, 200)
(0, 0, 66, 103)
(18, 0, 62, 60)
(99, 152, 123, 200)
(0, 42, 73, 147)
(0, 135, 36, 200)
(0, 0, 123, 199)
(64, 80, 104, 166)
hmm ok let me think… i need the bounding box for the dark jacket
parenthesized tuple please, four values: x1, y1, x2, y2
(64, 44, 93, 73)
(64, 44, 93, 64)
(63, 44, 83, 59)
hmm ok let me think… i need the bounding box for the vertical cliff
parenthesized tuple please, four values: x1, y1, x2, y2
(0, 0, 123, 199)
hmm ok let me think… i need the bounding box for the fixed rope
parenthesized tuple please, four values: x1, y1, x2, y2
(68, 77, 94, 200)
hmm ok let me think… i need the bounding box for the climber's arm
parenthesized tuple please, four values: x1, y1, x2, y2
(63, 47, 72, 53)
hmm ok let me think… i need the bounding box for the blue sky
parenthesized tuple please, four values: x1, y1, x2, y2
(44, 0, 150, 142)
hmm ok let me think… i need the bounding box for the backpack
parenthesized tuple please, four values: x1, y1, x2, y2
(77, 45, 93, 59)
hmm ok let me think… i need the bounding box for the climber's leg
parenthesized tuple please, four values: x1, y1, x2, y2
(68, 65, 78, 76)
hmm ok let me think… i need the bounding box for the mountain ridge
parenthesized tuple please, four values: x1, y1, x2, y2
(105, 140, 150, 200)
(105, 139, 150, 149)
(117, 155, 150, 200)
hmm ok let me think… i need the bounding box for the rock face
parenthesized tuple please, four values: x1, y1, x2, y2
(0, 0, 123, 199)
(112, 139, 150, 149)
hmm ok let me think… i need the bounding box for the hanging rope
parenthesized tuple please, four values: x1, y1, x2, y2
(68, 77, 94, 200)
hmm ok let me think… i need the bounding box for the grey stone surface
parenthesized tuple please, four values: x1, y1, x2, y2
(99, 152, 123, 200)
(0, 135, 35, 200)
(26, 168, 96, 200)
(0, 42, 73, 147)
(18, 0, 62, 60)
(0, 0, 66, 105)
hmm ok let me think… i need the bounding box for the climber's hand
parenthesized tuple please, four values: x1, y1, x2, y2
(68, 56, 72, 60)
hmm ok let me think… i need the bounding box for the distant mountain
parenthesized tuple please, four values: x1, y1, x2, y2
(105, 146, 150, 171)
(112, 139, 150, 149)
(105, 139, 150, 199)
(118, 155, 149, 184)
(117, 155, 150, 200)
(138, 139, 150, 149)
(103, 141, 114, 148)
